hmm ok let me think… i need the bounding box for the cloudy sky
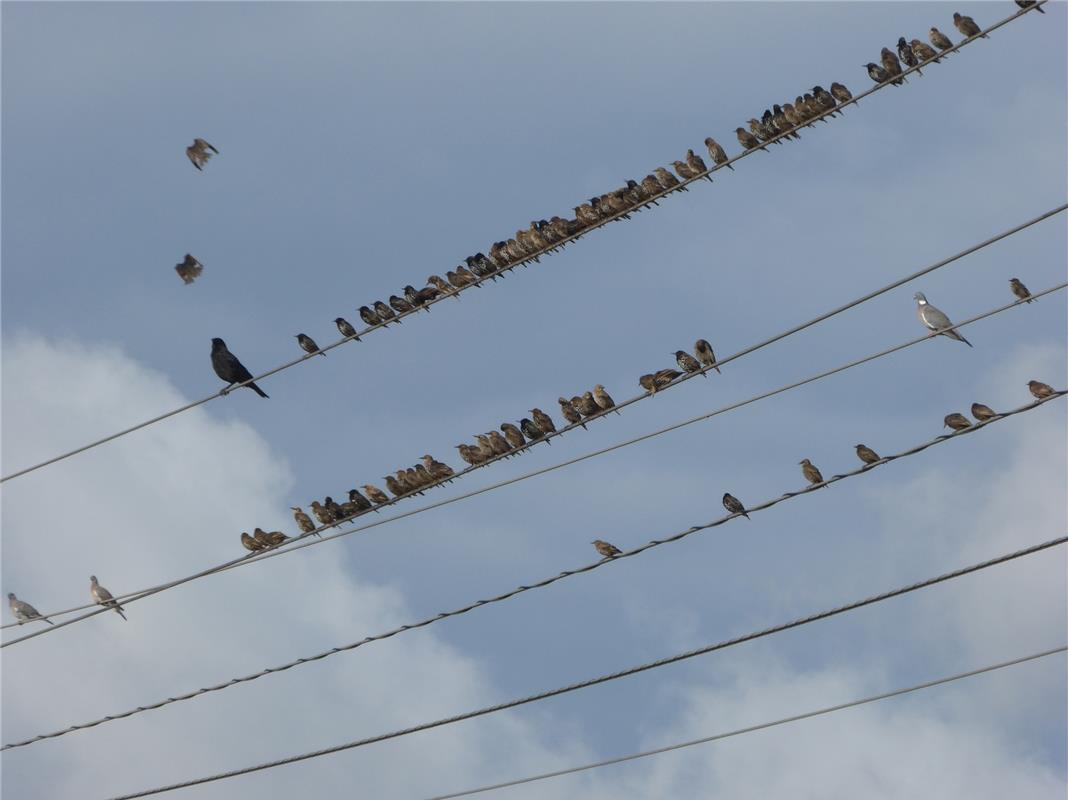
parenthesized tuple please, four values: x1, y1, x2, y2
(2, 2, 1066, 799)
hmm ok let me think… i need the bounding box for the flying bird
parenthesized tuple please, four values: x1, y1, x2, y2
(799, 458, 826, 487)
(971, 403, 997, 422)
(704, 137, 733, 170)
(722, 493, 749, 520)
(915, 293, 972, 347)
(675, 350, 703, 376)
(855, 444, 881, 465)
(1029, 380, 1055, 399)
(694, 339, 721, 373)
(174, 254, 204, 285)
(953, 12, 986, 39)
(211, 338, 269, 397)
(89, 576, 126, 620)
(335, 317, 360, 340)
(185, 138, 218, 171)
(929, 27, 954, 51)
(592, 539, 622, 558)
(1009, 278, 1033, 303)
(7, 593, 53, 625)
(295, 333, 324, 357)
(944, 413, 972, 431)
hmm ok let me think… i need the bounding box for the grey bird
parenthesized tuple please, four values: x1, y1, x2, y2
(675, 350, 703, 376)
(855, 444, 881, 465)
(1009, 278, 1033, 303)
(1029, 380, 1055, 399)
(722, 493, 749, 520)
(211, 338, 269, 397)
(90, 576, 127, 620)
(915, 293, 972, 347)
(185, 138, 218, 171)
(174, 254, 204, 285)
(944, 413, 972, 431)
(694, 339, 721, 373)
(500, 423, 526, 449)
(953, 12, 987, 39)
(592, 539, 622, 558)
(799, 459, 826, 488)
(559, 397, 585, 429)
(704, 137, 733, 170)
(971, 403, 997, 422)
(8, 593, 53, 625)
(295, 333, 325, 357)
(929, 27, 954, 51)
(335, 317, 360, 340)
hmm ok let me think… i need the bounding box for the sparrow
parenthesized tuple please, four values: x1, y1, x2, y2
(735, 128, 767, 152)
(531, 408, 557, 436)
(1029, 380, 1055, 399)
(500, 423, 527, 449)
(799, 458, 826, 487)
(174, 253, 204, 285)
(722, 493, 749, 520)
(830, 82, 853, 104)
(335, 317, 360, 340)
(358, 306, 379, 326)
(929, 27, 954, 51)
(1009, 278, 1033, 303)
(953, 12, 986, 39)
(211, 338, 269, 397)
(915, 292, 972, 347)
(291, 506, 318, 537)
(558, 396, 586, 428)
(295, 333, 324, 357)
(593, 384, 616, 411)
(675, 350, 703, 375)
(704, 137, 733, 170)
(362, 484, 391, 504)
(592, 539, 622, 558)
(694, 339, 722, 373)
(185, 138, 218, 171)
(389, 294, 414, 314)
(7, 593, 53, 625)
(89, 576, 126, 620)
(855, 444, 881, 465)
(944, 413, 972, 431)
(971, 403, 997, 422)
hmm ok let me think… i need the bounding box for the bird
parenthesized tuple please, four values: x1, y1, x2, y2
(185, 138, 218, 171)
(653, 167, 685, 191)
(704, 137, 733, 170)
(291, 506, 319, 538)
(90, 576, 126, 621)
(694, 339, 721, 373)
(324, 496, 346, 520)
(474, 435, 496, 459)
(639, 373, 657, 393)
(240, 532, 265, 552)
(897, 37, 923, 74)
(423, 456, 455, 480)
(971, 403, 997, 422)
(211, 338, 269, 397)
(671, 160, 698, 181)
(383, 476, 407, 498)
(1029, 380, 1055, 399)
(348, 488, 373, 511)
(558, 397, 585, 428)
(264, 531, 288, 547)
(686, 149, 711, 181)
(373, 301, 398, 324)
(855, 444, 881, 465)
(1009, 278, 1033, 303)
(830, 82, 853, 103)
(310, 500, 336, 526)
(1015, 0, 1045, 12)
(362, 484, 390, 504)
(910, 39, 940, 64)
(593, 384, 616, 412)
(944, 413, 972, 431)
(358, 306, 379, 326)
(531, 408, 557, 435)
(520, 418, 545, 441)
(865, 62, 891, 84)
(799, 458, 826, 487)
(915, 292, 972, 347)
(722, 493, 749, 520)
(174, 254, 204, 285)
(455, 444, 480, 466)
(574, 393, 600, 417)
(253, 528, 276, 548)
(653, 368, 682, 389)
(8, 593, 53, 625)
(953, 12, 987, 39)
(735, 128, 767, 152)
(500, 423, 526, 449)
(487, 431, 512, 456)
(389, 294, 415, 314)
(675, 350, 703, 376)
(592, 539, 622, 558)
(295, 333, 324, 357)
(929, 27, 954, 51)
(427, 275, 454, 296)
(335, 317, 360, 340)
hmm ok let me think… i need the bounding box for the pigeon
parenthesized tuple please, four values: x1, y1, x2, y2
(185, 138, 218, 171)
(694, 339, 722, 373)
(929, 27, 954, 51)
(211, 338, 269, 397)
(592, 539, 622, 558)
(8, 593, 53, 625)
(174, 254, 204, 285)
(1029, 380, 1055, 399)
(295, 333, 324, 357)
(593, 384, 616, 412)
(855, 444, 881, 465)
(675, 350, 703, 376)
(362, 484, 390, 504)
(500, 423, 526, 449)
(799, 458, 826, 487)
(335, 317, 360, 340)
(704, 137, 733, 170)
(291, 506, 320, 538)
(1015, 0, 1045, 12)
(944, 413, 972, 431)
(915, 293, 972, 347)
(722, 493, 749, 520)
(558, 397, 585, 428)
(241, 532, 266, 552)
(531, 408, 557, 435)
(89, 576, 126, 620)
(971, 403, 997, 422)
(1009, 278, 1033, 303)
(953, 12, 986, 39)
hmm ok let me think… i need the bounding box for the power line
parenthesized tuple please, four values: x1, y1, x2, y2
(4, 284, 1062, 645)
(422, 645, 1068, 800)
(103, 536, 1068, 799)
(0, 2, 1045, 487)
(5, 390, 1062, 750)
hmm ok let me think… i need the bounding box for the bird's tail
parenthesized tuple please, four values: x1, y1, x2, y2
(714, 366, 722, 374)
(114, 605, 127, 621)
(44, 617, 55, 625)
(742, 512, 750, 520)
(249, 382, 270, 398)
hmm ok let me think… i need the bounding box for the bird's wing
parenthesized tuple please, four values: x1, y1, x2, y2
(922, 305, 954, 329)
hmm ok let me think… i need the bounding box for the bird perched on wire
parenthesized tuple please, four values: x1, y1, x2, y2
(335, 317, 360, 340)
(830, 82, 853, 104)
(487, 431, 512, 456)
(653, 167, 686, 191)
(558, 397, 585, 428)
(1009, 278, 1033, 303)
(253, 528, 287, 548)
(347, 488, 373, 511)
(703, 137, 733, 170)
(653, 368, 682, 389)
(492, 423, 521, 451)
(944, 413, 972, 431)
(1015, 0, 1045, 12)
(693, 339, 721, 373)
(174, 254, 204, 285)
(185, 138, 218, 171)
(971, 403, 997, 422)
(295, 333, 324, 357)
(671, 160, 699, 182)
(324, 496, 346, 520)
(929, 27, 954, 51)
(897, 37, 923, 75)
(722, 493, 749, 520)
(520, 418, 545, 442)
(7, 593, 53, 625)
(638, 374, 656, 394)
(531, 408, 557, 436)
(910, 39, 940, 65)
(1029, 380, 1055, 399)
(593, 385, 616, 412)
(455, 444, 480, 466)
(640, 174, 665, 199)
(427, 275, 454, 297)
(572, 393, 599, 417)
(358, 306, 379, 326)
(291, 506, 319, 538)
(90, 576, 126, 621)
(675, 350, 703, 376)
(211, 338, 269, 398)
(362, 484, 390, 504)
(685, 149, 712, 181)
(389, 294, 414, 315)
(855, 444, 881, 465)
(915, 292, 972, 347)
(384, 475, 407, 498)
(241, 532, 266, 552)
(735, 128, 767, 152)
(422, 455, 454, 480)
(373, 301, 398, 324)
(474, 435, 495, 460)
(953, 12, 987, 39)
(592, 539, 622, 558)
(310, 500, 336, 527)
(799, 458, 826, 487)
(865, 62, 891, 84)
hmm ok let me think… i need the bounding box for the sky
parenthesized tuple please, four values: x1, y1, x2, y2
(2, 2, 1066, 799)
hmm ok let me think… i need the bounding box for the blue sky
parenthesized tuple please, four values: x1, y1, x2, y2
(2, 3, 1066, 799)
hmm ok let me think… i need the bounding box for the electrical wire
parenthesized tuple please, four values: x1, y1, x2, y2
(0, 1, 1046, 486)
(4, 283, 1063, 645)
(5, 390, 1062, 750)
(422, 645, 1068, 800)
(102, 536, 1068, 799)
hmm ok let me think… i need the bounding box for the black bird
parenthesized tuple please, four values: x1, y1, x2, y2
(519, 418, 544, 441)
(358, 306, 379, 326)
(389, 294, 414, 314)
(373, 300, 399, 324)
(897, 37, 923, 74)
(335, 317, 360, 340)
(675, 350, 703, 376)
(211, 338, 269, 398)
(1009, 278, 1033, 303)
(865, 62, 890, 84)
(295, 333, 324, 357)
(722, 493, 749, 519)
(1015, 0, 1045, 12)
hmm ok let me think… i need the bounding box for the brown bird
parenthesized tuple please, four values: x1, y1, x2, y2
(641, 174, 665, 198)
(558, 396, 585, 428)
(593, 384, 616, 412)
(722, 493, 749, 520)
(310, 500, 335, 526)
(531, 408, 557, 435)
(693, 339, 722, 373)
(639, 373, 657, 393)
(335, 317, 359, 340)
(362, 484, 390, 504)
(296, 334, 324, 357)
(653, 368, 683, 389)
(241, 532, 266, 552)
(736, 128, 767, 152)
(971, 403, 997, 422)
(500, 422, 526, 449)
(953, 12, 986, 39)
(929, 27, 954, 51)
(830, 82, 853, 104)
(653, 167, 684, 191)
(880, 47, 906, 85)
(671, 160, 698, 182)
(897, 37, 922, 75)
(291, 506, 320, 538)
(384, 476, 407, 498)
(1009, 278, 1033, 303)
(474, 434, 495, 459)
(592, 539, 622, 558)
(487, 431, 512, 456)
(855, 444, 881, 465)
(944, 413, 972, 431)
(686, 149, 711, 181)
(799, 458, 826, 487)
(427, 275, 454, 296)
(454, 444, 480, 466)
(422, 456, 455, 480)
(910, 39, 940, 64)
(185, 138, 218, 171)
(675, 350, 703, 376)
(572, 393, 599, 417)
(1029, 380, 1055, 400)
(174, 254, 204, 285)
(373, 300, 399, 324)
(265, 531, 288, 547)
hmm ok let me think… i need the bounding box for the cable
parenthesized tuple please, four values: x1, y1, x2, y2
(5, 283, 1063, 645)
(423, 645, 1068, 800)
(1, 2, 1045, 486)
(103, 536, 1068, 799)
(6, 391, 1062, 750)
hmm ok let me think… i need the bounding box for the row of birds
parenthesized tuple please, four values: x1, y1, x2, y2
(863, 13, 995, 87)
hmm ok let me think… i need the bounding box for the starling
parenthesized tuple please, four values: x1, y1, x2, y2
(574, 393, 600, 417)
(915, 292, 972, 347)
(324, 496, 346, 520)
(944, 413, 972, 431)
(953, 12, 986, 39)
(7, 593, 53, 625)
(1015, 0, 1044, 12)
(362, 484, 390, 504)
(455, 444, 479, 466)
(413, 464, 435, 486)
(389, 294, 414, 314)
(880, 47, 907, 85)
(929, 27, 954, 51)
(812, 87, 838, 116)
(185, 138, 218, 171)
(897, 37, 922, 74)
(830, 82, 853, 103)
(671, 161, 698, 182)
(865, 62, 891, 84)
(474, 434, 496, 459)
(593, 384, 616, 412)
(211, 338, 269, 398)
(747, 118, 776, 143)
(782, 103, 804, 128)
(1009, 278, 1033, 303)
(358, 306, 379, 326)
(427, 275, 454, 296)
(253, 527, 275, 548)
(574, 203, 599, 225)
(384, 475, 407, 498)
(653, 368, 682, 389)
(404, 467, 425, 490)
(971, 403, 998, 422)
(735, 128, 767, 152)
(641, 174, 665, 198)
(412, 285, 440, 306)
(89, 576, 126, 621)
(335, 317, 360, 340)
(653, 167, 684, 191)
(799, 458, 826, 487)
(855, 444, 881, 465)
(447, 267, 477, 289)
(675, 350, 703, 376)
(592, 539, 623, 558)
(519, 418, 544, 441)
(500, 423, 526, 449)
(264, 530, 288, 547)
(704, 137, 733, 170)
(373, 301, 398, 324)
(310, 500, 335, 526)
(531, 408, 556, 435)
(348, 488, 373, 511)
(686, 149, 711, 181)
(639, 373, 657, 393)
(722, 493, 749, 520)
(291, 506, 318, 537)
(487, 431, 512, 456)
(422, 455, 455, 480)
(911, 39, 941, 64)
(694, 339, 721, 373)
(174, 253, 204, 285)
(558, 396, 585, 428)
(295, 333, 324, 357)
(403, 285, 430, 308)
